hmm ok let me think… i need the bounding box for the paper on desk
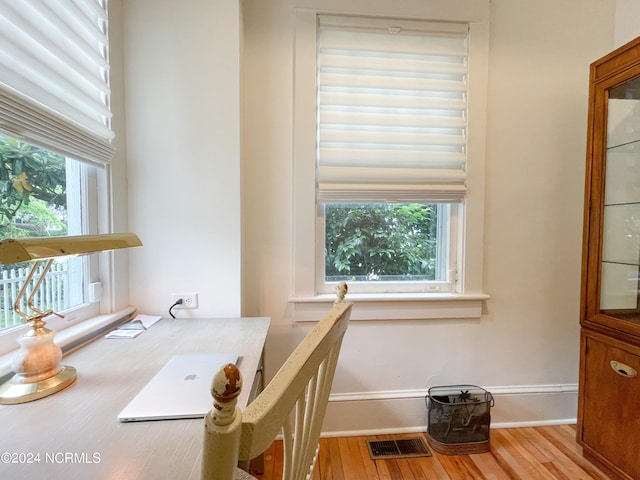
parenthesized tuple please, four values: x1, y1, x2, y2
(105, 329, 144, 339)
(105, 314, 162, 339)
(131, 314, 161, 328)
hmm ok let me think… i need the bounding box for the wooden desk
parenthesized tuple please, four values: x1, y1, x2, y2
(0, 317, 270, 480)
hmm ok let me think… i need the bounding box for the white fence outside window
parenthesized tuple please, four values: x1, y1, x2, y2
(0, 263, 68, 330)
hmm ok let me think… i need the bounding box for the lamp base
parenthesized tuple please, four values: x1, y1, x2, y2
(0, 366, 76, 404)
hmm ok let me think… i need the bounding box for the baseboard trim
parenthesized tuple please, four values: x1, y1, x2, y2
(322, 384, 578, 437)
(491, 418, 577, 429)
(320, 419, 578, 439)
(321, 426, 427, 438)
(328, 383, 579, 403)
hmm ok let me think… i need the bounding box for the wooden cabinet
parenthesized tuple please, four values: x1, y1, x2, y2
(579, 332, 640, 479)
(578, 36, 640, 480)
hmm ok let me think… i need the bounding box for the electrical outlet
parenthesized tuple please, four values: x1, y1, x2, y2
(172, 292, 198, 309)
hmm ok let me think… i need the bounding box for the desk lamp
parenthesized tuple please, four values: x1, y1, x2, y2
(0, 233, 142, 404)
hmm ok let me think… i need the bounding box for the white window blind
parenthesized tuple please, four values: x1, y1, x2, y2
(0, 0, 113, 166)
(317, 15, 468, 203)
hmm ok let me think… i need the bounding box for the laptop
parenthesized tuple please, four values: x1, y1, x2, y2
(118, 353, 238, 422)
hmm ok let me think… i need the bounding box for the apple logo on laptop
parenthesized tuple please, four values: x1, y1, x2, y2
(184, 374, 198, 381)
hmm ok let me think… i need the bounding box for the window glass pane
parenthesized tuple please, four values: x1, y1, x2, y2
(325, 203, 448, 282)
(0, 135, 84, 331)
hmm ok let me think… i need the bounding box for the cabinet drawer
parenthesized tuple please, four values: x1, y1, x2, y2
(581, 335, 640, 479)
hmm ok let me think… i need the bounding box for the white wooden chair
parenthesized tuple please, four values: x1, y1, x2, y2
(201, 283, 352, 480)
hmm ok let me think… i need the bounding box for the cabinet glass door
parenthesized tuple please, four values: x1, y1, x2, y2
(600, 77, 640, 322)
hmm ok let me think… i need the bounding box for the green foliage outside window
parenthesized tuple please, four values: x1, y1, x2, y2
(0, 136, 67, 239)
(0, 136, 69, 329)
(325, 203, 438, 281)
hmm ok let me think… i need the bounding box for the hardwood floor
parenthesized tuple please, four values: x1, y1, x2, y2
(250, 425, 612, 479)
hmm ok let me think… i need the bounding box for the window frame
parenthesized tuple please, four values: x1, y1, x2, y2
(316, 203, 459, 295)
(0, 0, 134, 363)
(0, 153, 126, 356)
(291, 7, 490, 321)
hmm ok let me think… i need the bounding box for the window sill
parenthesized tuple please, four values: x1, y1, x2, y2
(288, 293, 490, 322)
(0, 307, 136, 380)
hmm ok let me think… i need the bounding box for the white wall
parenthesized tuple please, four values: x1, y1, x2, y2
(479, 0, 615, 429)
(121, 0, 617, 434)
(615, 0, 640, 47)
(241, 0, 616, 434)
(124, 0, 242, 318)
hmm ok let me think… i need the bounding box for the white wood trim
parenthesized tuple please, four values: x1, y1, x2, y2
(327, 383, 578, 403)
(319, 383, 579, 436)
(490, 418, 579, 429)
(289, 293, 490, 321)
(291, 7, 490, 307)
(318, 419, 579, 439)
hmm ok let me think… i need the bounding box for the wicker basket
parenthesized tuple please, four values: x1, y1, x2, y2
(426, 385, 493, 455)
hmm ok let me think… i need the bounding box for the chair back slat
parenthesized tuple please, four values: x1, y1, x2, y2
(202, 284, 352, 480)
(239, 300, 351, 462)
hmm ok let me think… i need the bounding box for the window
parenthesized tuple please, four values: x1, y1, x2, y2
(323, 203, 455, 290)
(0, 136, 93, 338)
(0, 0, 125, 354)
(292, 8, 489, 320)
(316, 15, 467, 294)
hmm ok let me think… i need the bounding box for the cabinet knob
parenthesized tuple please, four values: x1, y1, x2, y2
(610, 360, 637, 378)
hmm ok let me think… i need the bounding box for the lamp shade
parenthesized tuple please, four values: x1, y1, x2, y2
(0, 233, 142, 265)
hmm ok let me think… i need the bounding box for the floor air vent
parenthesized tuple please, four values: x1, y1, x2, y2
(366, 437, 432, 460)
